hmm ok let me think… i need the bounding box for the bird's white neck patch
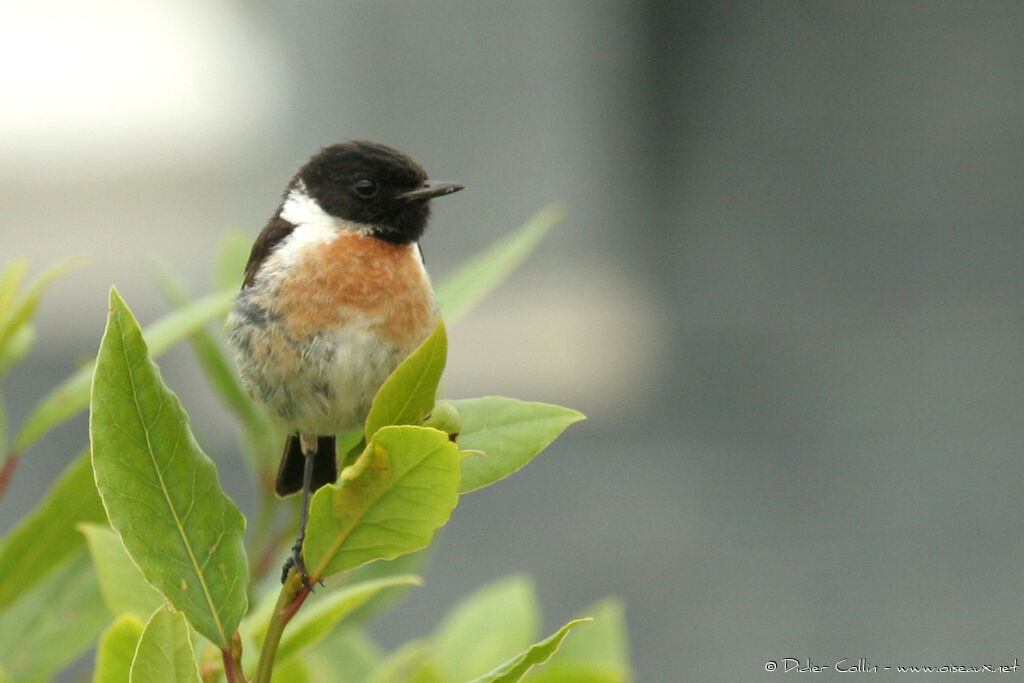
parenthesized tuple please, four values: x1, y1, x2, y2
(279, 181, 374, 243)
(261, 181, 378, 273)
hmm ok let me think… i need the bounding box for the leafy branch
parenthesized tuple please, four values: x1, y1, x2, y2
(0, 206, 631, 682)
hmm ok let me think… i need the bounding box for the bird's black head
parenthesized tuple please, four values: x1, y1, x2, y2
(297, 141, 463, 244)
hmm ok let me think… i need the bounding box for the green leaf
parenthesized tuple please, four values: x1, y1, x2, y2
(215, 229, 253, 291)
(422, 400, 461, 436)
(365, 318, 447, 437)
(366, 640, 440, 683)
(469, 619, 592, 683)
(237, 545, 422, 670)
(0, 323, 35, 379)
(305, 425, 460, 579)
(94, 614, 145, 683)
(450, 397, 584, 493)
(271, 657, 312, 683)
(522, 598, 631, 683)
(0, 258, 68, 380)
(333, 548, 430, 626)
(129, 606, 201, 683)
(80, 523, 164, 619)
(337, 427, 366, 472)
(432, 575, 540, 681)
(0, 259, 29, 334)
(436, 203, 562, 324)
(135, 287, 238, 359)
(239, 575, 419, 657)
(0, 257, 83, 352)
(15, 287, 236, 452)
(0, 450, 106, 612)
(307, 628, 382, 683)
(524, 668, 621, 683)
(275, 575, 422, 664)
(0, 550, 109, 680)
(90, 287, 248, 647)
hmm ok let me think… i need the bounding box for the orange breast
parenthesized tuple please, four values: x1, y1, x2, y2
(274, 231, 435, 347)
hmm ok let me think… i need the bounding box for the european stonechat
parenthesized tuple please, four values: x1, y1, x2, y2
(228, 141, 463, 584)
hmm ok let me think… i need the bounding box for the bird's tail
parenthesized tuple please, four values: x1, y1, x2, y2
(275, 434, 338, 497)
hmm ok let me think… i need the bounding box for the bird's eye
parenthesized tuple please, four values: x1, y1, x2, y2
(352, 178, 378, 198)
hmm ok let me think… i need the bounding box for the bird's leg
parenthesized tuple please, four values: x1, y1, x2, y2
(282, 433, 319, 588)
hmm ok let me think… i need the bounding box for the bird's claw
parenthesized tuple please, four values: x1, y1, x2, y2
(280, 544, 320, 590)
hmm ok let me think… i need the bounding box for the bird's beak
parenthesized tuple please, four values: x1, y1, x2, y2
(397, 180, 465, 201)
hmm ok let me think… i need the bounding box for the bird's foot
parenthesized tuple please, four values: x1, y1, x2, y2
(280, 542, 319, 590)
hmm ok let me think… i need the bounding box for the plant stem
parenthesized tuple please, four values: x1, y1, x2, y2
(221, 647, 241, 683)
(253, 572, 311, 682)
(221, 630, 248, 683)
(0, 450, 19, 500)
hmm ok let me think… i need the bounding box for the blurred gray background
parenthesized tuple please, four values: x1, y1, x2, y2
(3, 2, 1024, 681)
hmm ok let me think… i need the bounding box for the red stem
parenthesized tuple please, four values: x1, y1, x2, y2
(222, 630, 249, 683)
(221, 648, 239, 683)
(0, 451, 20, 501)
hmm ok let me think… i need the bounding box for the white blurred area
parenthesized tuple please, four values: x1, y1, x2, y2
(0, 1, 286, 174)
(1, 3, 664, 442)
(0, 0, 287, 324)
(446, 268, 666, 409)
(0, 1, 661, 419)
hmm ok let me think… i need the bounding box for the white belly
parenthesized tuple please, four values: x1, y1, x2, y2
(229, 301, 408, 435)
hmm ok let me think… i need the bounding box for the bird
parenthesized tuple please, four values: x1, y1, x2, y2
(227, 141, 463, 585)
